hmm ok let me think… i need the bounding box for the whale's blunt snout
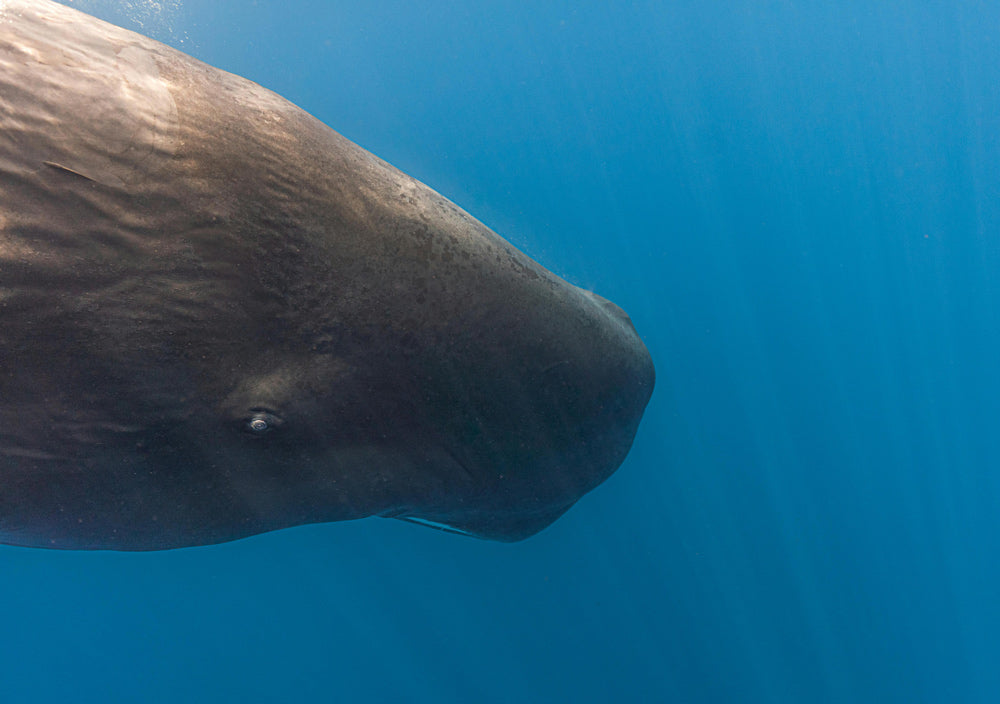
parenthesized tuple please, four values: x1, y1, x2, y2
(585, 290, 641, 335)
(524, 285, 655, 492)
(582, 288, 655, 407)
(434, 283, 655, 541)
(572, 288, 655, 485)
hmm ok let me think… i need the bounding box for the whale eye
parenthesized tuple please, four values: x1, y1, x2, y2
(243, 409, 283, 436)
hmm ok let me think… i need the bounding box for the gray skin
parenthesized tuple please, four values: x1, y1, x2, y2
(0, 0, 654, 550)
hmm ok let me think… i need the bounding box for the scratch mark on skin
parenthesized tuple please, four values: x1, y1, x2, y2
(43, 161, 97, 183)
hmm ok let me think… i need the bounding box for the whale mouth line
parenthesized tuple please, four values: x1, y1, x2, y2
(394, 516, 475, 537)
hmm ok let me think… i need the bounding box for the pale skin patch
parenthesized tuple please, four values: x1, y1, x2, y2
(0, 1, 179, 189)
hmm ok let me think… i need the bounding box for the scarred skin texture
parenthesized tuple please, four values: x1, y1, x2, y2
(0, 0, 654, 550)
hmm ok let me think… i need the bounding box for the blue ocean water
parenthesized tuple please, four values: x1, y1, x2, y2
(5, 1, 999, 701)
